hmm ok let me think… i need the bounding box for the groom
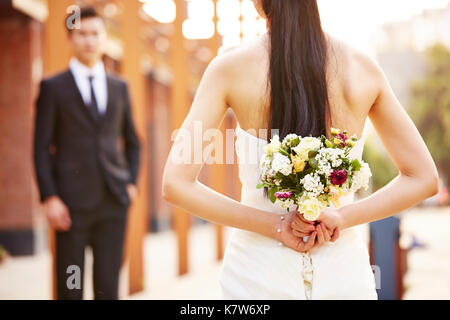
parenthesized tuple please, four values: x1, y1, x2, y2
(33, 6, 141, 299)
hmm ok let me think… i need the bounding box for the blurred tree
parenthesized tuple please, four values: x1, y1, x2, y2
(363, 142, 398, 191)
(409, 43, 450, 185)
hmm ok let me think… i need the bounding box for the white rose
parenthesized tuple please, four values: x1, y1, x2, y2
(351, 161, 372, 192)
(292, 137, 322, 160)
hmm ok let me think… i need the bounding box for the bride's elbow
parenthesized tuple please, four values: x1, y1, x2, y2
(162, 176, 194, 203)
(427, 174, 440, 198)
(416, 171, 440, 199)
(162, 181, 171, 202)
(399, 174, 439, 201)
(400, 166, 440, 198)
(162, 179, 177, 203)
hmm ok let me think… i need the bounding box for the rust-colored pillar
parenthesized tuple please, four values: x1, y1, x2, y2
(120, 0, 149, 295)
(171, 0, 192, 276)
(0, 5, 39, 256)
(207, 0, 225, 261)
(43, 0, 75, 300)
(44, 0, 73, 75)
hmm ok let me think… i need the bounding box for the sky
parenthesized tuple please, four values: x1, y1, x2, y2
(318, 0, 450, 54)
(142, 0, 450, 55)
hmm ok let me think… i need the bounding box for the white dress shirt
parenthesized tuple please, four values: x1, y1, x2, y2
(69, 57, 108, 115)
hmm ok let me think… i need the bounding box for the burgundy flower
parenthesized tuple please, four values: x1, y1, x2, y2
(330, 169, 348, 185)
(336, 133, 348, 148)
(274, 191, 293, 199)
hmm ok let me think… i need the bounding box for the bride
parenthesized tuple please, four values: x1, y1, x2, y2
(162, 0, 439, 299)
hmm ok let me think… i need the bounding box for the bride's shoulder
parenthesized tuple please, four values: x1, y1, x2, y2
(327, 33, 381, 74)
(199, 45, 244, 86)
(211, 35, 267, 74)
(328, 34, 384, 112)
(199, 39, 266, 104)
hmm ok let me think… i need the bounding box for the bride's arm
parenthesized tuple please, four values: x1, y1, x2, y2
(338, 59, 440, 230)
(161, 54, 281, 241)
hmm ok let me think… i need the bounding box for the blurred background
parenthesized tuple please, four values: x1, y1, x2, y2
(0, 0, 449, 300)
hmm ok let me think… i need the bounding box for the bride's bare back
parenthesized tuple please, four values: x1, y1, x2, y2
(226, 32, 378, 141)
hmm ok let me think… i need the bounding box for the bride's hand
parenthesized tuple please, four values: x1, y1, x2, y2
(291, 211, 340, 245)
(315, 208, 343, 244)
(290, 211, 316, 237)
(278, 211, 317, 253)
(313, 222, 340, 247)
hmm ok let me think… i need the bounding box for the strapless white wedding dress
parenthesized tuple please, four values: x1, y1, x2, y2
(219, 123, 378, 300)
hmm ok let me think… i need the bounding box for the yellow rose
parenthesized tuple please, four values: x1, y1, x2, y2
(345, 139, 355, 147)
(297, 196, 325, 221)
(333, 137, 342, 145)
(331, 128, 341, 135)
(290, 154, 306, 173)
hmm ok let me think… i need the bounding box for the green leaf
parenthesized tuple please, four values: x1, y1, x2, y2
(351, 159, 362, 171)
(291, 138, 300, 148)
(325, 139, 333, 148)
(279, 148, 290, 157)
(268, 187, 279, 203)
(256, 183, 265, 189)
(308, 149, 318, 159)
(308, 158, 319, 169)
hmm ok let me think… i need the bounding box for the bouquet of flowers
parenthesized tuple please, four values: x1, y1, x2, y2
(256, 128, 372, 221)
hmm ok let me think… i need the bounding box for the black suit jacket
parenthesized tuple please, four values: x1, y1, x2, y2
(33, 69, 141, 210)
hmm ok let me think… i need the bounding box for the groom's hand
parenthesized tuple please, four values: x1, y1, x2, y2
(126, 184, 138, 203)
(43, 196, 72, 232)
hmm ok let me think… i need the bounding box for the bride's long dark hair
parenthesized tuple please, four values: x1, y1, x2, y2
(260, 0, 331, 202)
(261, 0, 331, 141)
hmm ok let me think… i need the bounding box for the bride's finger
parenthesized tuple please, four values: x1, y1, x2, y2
(297, 212, 315, 224)
(302, 231, 317, 250)
(321, 223, 331, 242)
(292, 218, 315, 232)
(317, 224, 326, 245)
(330, 228, 340, 242)
(293, 214, 316, 229)
(292, 229, 310, 238)
(300, 231, 317, 251)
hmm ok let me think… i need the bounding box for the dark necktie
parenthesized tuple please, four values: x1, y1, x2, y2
(88, 75, 99, 120)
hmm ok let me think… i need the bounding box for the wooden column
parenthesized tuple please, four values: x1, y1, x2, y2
(120, 0, 149, 295)
(207, 0, 225, 261)
(171, 0, 191, 276)
(44, 0, 73, 75)
(43, 0, 75, 300)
